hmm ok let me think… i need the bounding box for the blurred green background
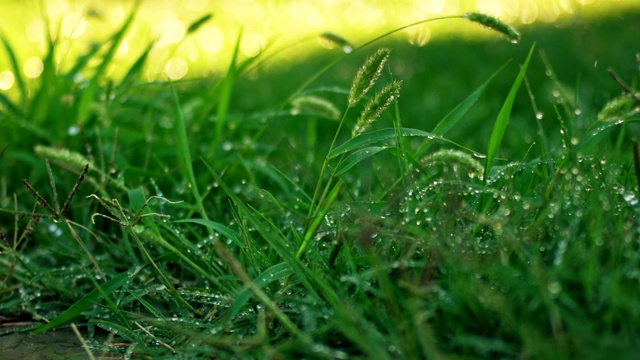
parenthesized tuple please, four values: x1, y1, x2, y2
(0, 0, 638, 87)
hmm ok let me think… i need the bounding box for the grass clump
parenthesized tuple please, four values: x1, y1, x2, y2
(2, 7, 640, 360)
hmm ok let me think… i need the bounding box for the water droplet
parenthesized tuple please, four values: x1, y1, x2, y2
(133, 225, 145, 234)
(67, 125, 80, 136)
(535, 112, 544, 120)
(547, 281, 562, 295)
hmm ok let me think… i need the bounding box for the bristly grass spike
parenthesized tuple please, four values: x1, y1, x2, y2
(348, 48, 391, 107)
(463, 12, 521, 43)
(352, 80, 402, 137)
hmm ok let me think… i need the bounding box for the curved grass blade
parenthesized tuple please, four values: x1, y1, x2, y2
(1, 36, 26, 104)
(227, 262, 294, 320)
(187, 14, 213, 34)
(334, 146, 386, 176)
(31, 268, 139, 335)
(329, 128, 435, 158)
(320, 32, 353, 53)
(483, 44, 535, 181)
(175, 218, 244, 248)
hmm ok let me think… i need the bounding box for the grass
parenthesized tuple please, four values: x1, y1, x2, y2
(2, 7, 640, 359)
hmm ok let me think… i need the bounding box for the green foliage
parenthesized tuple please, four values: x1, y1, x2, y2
(2, 8, 640, 360)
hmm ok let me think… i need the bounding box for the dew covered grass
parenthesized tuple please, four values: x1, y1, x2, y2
(1, 7, 640, 360)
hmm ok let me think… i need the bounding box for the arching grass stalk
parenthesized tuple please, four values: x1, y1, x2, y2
(285, 12, 518, 107)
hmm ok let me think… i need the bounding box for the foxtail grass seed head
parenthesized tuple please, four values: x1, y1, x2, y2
(34, 145, 93, 172)
(463, 12, 520, 43)
(319, 32, 353, 53)
(352, 80, 402, 137)
(348, 48, 391, 107)
(291, 95, 341, 120)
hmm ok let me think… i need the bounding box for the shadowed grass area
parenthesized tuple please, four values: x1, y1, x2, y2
(1, 8, 640, 359)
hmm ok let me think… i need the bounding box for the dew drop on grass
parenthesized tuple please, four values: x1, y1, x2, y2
(133, 225, 145, 234)
(547, 281, 562, 295)
(536, 112, 544, 120)
(67, 125, 80, 136)
(222, 141, 233, 151)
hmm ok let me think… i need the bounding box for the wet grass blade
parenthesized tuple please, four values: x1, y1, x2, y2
(82, 266, 132, 331)
(329, 128, 435, 158)
(31, 269, 138, 335)
(483, 44, 535, 181)
(227, 262, 294, 320)
(334, 146, 386, 176)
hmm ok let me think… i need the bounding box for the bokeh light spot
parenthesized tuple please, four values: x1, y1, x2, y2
(0, 71, 15, 91)
(155, 18, 186, 46)
(164, 57, 188, 80)
(61, 13, 87, 39)
(196, 26, 224, 53)
(27, 19, 47, 43)
(24, 57, 44, 79)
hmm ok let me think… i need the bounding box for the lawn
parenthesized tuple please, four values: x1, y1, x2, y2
(1, 4, 640, 359)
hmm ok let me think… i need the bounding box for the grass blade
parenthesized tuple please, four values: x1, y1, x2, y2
(227, 262, 294, 320)
(1, 35, 26, 104)
(31, 268, 138, 335)
(334, 146, 386, 176)
(483, 44, 535, 181)
(329, 128, 434, 158)
(77, 0, 140, 124)
(171, 84, 208, 222)
(415, 63, 507, 159)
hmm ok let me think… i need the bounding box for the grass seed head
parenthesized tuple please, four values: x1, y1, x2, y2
(320, 32, 353, 53)
(352, 80, 402, 137)
(348, 48, 391, 107)
(291, 95, 341, 120)
(464, 12, 520, 43)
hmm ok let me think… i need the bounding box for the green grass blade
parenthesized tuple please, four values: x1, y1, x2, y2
(82, 266, 132, 331)
(30, 268, 138, 335)
(483, 44, 535, 181)
(187, 14, 213, 34)
(114, 42, 153, 101)
(77, 0, 140, 124)
(203, 162, 322, 301)
(0, 92, 22, 119)
(227, 262, 294, 320)
(213, 30, 241, 152)
(171, 84, 208, 222)
(28, 37, 57, 125)
(1, 35, 26, 104)
(329, 128, 434, 158)
(334, 146, 386, 176)
(415, 63, 506, 159)
(175, 218, 244, 247)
